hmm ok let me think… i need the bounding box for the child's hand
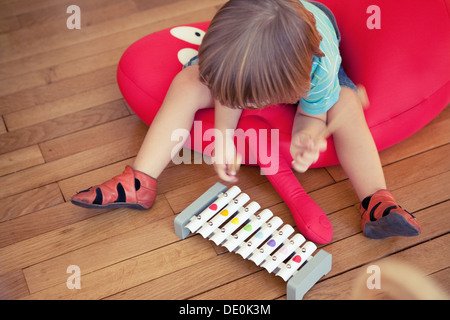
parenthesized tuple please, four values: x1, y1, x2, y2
(290, 132, 327, 173)
(212, 138, 242, 183)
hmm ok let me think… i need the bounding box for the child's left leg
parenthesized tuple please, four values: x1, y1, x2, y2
(328, 87, 421, 239)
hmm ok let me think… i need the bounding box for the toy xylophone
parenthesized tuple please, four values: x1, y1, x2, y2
(174, 183, 332, 300)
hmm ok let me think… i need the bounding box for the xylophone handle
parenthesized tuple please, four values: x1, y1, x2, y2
(174, 183, 228, 239)
(286, 249, 332, 300)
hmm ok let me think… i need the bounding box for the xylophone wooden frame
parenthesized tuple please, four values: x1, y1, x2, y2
(174, 182, 332, 300)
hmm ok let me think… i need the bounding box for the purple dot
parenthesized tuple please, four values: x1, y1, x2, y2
(267, 239, 276, 247)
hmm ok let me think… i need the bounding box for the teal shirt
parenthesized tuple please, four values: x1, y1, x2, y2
(299, 0, 342, 115)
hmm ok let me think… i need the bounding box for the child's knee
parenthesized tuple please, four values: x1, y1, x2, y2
(328, 87, 366, 127)
(173, 66, 200, 89)
(336, 87, 363, 114)
(174, 66, 204, 93)
(342, 87, 361, 104)
(170, 66, 213, 109)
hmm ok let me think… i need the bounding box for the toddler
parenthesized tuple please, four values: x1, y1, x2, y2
(71, 0, 421, 241)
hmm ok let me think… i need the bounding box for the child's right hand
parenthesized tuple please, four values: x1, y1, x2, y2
(212, 137, 242, 183)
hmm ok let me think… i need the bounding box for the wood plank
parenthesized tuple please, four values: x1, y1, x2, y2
(394, 170, 450, 212)
(134, 0, 182, 11)
(0, 0, 225, 62)
(0, 270, 29, 300)
(0, 0, 73, 18)
(191, 269, 286, 300)
(378, 105, 450, 165)
(310, 180, 359, 214)
(0, 116, 6, 134)
(24, 236, 216, 300)
(105, 252, 261, 300)
(0, 201, 103, 248)
(328, 206, 361, 242)
(17, 0, 136, 32)
(39, 115, 147, 162)
(0, 15, 21, 34)
(1, 66, 117, 116)
(0, 133, 143, 199)
(2, 83, 121, 126)
(384, 144, 450, 191)
(22, 214, 186, 294)
(0, 5, 218, 81)
(0, 99, 130, 155)
(429, 268, 450, 295)
(0, 145, 44, 176)
(0, 195, 173, 276)
(0, 183, 63, 224)
(304, 233, 450, 300)
(0, 46, 126, 97)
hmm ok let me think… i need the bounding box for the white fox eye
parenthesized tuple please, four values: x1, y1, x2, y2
(177, 48, 198, 65)
(170, 26, 205, 45)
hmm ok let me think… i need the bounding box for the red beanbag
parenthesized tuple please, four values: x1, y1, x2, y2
(117, 0, 450, 244)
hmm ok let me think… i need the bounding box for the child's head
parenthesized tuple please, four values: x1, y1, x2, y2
(199, 0, 324, 109)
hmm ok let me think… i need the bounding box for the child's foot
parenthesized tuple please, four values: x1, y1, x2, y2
(360, 190, 421, 239)
(71, 166, 157, 210)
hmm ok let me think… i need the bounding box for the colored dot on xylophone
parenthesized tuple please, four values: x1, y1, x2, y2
(209, 204, 218, 211)
(267, 240, 277, 247)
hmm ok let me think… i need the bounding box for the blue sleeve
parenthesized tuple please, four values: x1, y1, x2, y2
(299, 57, 341, 115)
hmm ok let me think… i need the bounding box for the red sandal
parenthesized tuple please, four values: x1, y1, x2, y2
(360, 190, 421, 239)
(71, 166, 157, 210)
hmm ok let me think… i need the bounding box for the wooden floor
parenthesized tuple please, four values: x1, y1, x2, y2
(0, 0, 449, 300)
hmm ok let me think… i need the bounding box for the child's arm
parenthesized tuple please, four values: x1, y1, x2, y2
(290, 107, 328, 173)
(214, 100, 243, 182)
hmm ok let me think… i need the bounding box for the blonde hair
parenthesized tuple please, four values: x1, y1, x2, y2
(199, 0, 324, 109)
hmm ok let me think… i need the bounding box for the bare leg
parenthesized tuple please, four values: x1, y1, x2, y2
(328, 88, 422, 239)
(133, 65, 214, 178)
(71, 66, 214, 209)
(328, 87, 386, 200)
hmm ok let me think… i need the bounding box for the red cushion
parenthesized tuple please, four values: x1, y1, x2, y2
(117, 0, 450, 167)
